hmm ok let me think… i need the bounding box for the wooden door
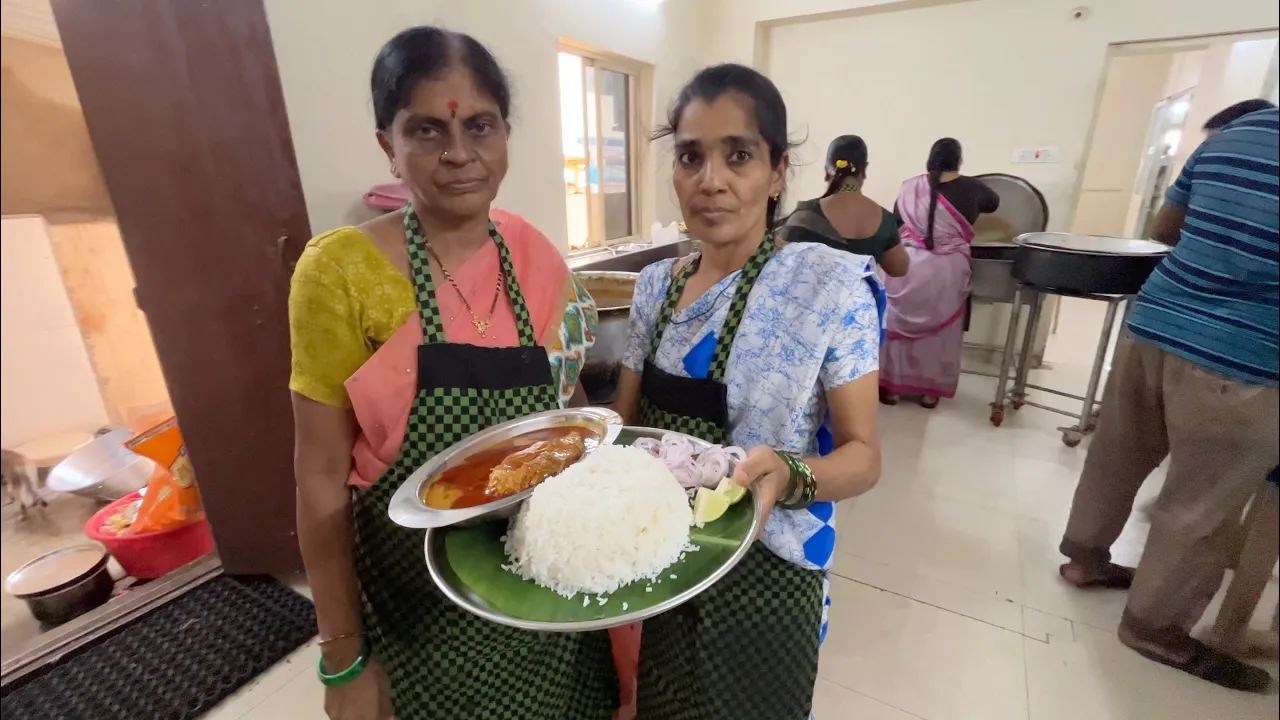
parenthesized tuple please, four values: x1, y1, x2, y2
(51, 0, 309, 574)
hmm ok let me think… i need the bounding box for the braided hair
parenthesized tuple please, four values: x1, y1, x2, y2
(924, 138, 962, 250)
(821, 135, 869, 198)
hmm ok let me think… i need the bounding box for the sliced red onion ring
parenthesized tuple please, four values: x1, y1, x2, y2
(631, 437, 662, 457)
(694, 448, 730, 488)
(670, 459, 701, 489)
(630, 432, 748, 488)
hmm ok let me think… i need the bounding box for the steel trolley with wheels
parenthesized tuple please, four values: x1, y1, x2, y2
(988, 233, 1169, 447)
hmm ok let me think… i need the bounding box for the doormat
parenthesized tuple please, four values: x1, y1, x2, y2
(1, 574, 317, 720)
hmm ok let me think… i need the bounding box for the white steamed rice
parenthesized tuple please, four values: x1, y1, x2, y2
(503, 444, 694, 598)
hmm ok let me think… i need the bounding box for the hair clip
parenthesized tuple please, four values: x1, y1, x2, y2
(835, 159, 850, 169)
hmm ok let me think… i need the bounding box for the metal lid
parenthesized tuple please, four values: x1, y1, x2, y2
(974, 173, 1049, 239)
(1016, 232, 1170, 257)
(5, 544, 107, 598)
(46, 429, 157, 495)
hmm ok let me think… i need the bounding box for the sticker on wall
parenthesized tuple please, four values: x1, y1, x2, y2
(1011, 147, 1061, 164)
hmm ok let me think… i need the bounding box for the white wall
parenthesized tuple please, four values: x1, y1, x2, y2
(264, 0, 712, 249)
(1267, 45, 1280, 102)
(741, 0, 1276, 362)
(1072, 53, 1175, 237)
(709, 0, 1279, 226)
(1, 215, 109, 448)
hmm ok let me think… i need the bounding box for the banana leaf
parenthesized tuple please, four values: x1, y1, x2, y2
(432, 432, 756, 627)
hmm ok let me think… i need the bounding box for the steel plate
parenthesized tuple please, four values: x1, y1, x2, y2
(387, 407, 623, 529)
(424, 426, 764, 632)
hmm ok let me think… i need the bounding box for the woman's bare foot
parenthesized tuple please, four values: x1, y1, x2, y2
(920, 395, 939, 409)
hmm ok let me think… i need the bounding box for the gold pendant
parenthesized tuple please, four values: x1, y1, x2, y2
(473, 319, 490, 336)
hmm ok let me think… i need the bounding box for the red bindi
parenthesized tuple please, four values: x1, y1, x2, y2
(447, 101, 458, 119)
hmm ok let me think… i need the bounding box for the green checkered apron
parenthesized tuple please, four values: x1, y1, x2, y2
(350, 207, 617, 720)
(635, 238, 826, 720)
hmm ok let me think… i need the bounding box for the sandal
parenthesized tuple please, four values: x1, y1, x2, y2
(919, 395, 939, 409)
(1140, 639, 1273, 692)
(1059, 562, 1135, 590)
(879, 389, 899, 406)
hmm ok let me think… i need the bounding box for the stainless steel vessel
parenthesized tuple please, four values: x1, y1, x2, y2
(5, 544, 114, 625)
(574, 271, 639, 405)
(387, 407, 623, 529)
(1013, 232, 1169, 295)
(971, 173, 1049, 303)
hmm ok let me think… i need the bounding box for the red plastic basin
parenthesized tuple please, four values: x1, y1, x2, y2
(84, 491, 215, 579)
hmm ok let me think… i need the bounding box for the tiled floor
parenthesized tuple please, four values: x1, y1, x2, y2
(207, 365, 1279, 720)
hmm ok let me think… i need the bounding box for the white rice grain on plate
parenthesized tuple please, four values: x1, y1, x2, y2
(503, 445, 694, 598)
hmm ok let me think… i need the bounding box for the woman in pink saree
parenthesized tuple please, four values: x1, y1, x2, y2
(880, 138, 999, 407)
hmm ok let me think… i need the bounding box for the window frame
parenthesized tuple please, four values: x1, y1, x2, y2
(557, 39, 652, 250)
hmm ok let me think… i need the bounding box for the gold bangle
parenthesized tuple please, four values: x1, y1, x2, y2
(318, 632, 363, 646)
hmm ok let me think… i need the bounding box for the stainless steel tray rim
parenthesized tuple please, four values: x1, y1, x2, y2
(424, 426, 764, 632)
(1015, 232, 1170, 258)
(387, 407, 623, 530)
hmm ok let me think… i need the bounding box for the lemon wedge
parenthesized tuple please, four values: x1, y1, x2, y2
(693, 487, 731, 525)
(714, 477, 748, 505)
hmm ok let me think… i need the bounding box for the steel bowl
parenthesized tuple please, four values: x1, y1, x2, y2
(5, 543, 114, 625)
(424, 426, 764, 632)
(45, 429, 156, 502)
(387, 407, 623, 529)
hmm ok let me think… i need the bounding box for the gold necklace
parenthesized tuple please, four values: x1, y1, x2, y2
(423, 242, 504, 337)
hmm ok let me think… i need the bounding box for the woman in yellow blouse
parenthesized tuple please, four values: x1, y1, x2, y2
(288, 26, 614, 720)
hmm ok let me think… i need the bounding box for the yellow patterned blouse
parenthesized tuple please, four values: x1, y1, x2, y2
(288, 222, 596, 409)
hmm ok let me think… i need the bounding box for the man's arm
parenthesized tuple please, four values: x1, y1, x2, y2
(1153, 144, 1202, 246)
(1150, 202, 1188, 246)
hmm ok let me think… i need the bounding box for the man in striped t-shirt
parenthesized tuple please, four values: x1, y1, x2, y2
(1059, 104, 1278, 692)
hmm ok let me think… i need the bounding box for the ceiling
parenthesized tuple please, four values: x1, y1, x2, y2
(1, 0, 60, 44)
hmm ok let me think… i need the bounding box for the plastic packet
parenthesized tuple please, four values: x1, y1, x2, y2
(125, 417, 203, 534)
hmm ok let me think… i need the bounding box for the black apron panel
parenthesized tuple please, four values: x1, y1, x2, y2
(639, 359, 729, 429)
(417, 342, 553, 393)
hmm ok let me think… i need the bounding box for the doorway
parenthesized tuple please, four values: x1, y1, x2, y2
(3, 0, 309, 683)
(1048, 30, 1278, 369)
(1, 32, 199, 665)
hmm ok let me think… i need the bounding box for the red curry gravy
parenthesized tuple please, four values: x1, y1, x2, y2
(421, 425, 600, 510)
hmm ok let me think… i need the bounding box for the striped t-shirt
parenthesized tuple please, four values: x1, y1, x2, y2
(1127, 108, 1279, 386)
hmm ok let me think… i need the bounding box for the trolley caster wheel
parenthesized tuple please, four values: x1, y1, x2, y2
(1061, 431, 1083, 448)
(990, 410, 1005, 427)
(1012, 399, 1025, 410)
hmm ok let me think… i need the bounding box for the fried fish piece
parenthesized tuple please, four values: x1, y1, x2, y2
(486, 432, 586, 498)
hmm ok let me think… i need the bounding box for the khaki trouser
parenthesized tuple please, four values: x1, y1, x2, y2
(1210, 481, 1279, 650)
(1059, 335, 1279, 662)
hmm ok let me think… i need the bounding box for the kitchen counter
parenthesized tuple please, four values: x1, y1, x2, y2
(569, 240, 697, 274)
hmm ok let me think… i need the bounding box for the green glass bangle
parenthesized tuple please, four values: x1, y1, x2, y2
(774, 450, 800, 503)
(777, 453, 817, 510)
(317, 642, 369, 687)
